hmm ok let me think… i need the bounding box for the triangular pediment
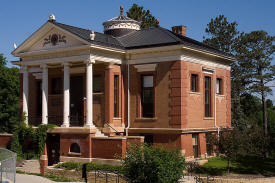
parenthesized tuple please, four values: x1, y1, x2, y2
(12, 21, 90, 56)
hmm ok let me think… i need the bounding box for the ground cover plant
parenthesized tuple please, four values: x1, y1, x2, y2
(195, 156, 275, 176)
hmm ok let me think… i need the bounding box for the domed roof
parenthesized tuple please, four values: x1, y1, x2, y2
(103, 6, 141, 37)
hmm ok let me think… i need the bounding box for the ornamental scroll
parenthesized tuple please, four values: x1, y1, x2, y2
(43, 34, 66, 46)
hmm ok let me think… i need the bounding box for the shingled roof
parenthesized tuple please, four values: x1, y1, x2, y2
(51, 21, 233, 58)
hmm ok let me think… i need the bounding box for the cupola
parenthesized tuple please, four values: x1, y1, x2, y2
(103, 6, 141, 37)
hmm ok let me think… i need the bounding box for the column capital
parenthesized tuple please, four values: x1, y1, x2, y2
(63, 62, 71, 67)
(106, 63, 114, 69)
(40, 63, 48, 69)
(85, 55, 95, 65)
(21, 65, 28, 71)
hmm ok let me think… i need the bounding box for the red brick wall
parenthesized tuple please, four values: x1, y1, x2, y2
(198, 133, 207, 157)
(91, 138, 126, 159)
(126, 136, 144, 148)
(60, 134, 93, 158)
(181, 134, 193, 157)
(0, 134, 12, 148)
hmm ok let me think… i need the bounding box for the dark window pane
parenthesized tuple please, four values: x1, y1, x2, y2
(114, 75, 119, 117)
(142, 75, 154, 118)
(216, 78, 222, 94)
(205, 76, 211, 117)
(192, 134, 199, 158)
(191, 74, 198, 92)
(93, 75, 102, 93)
(52, 78, 62, 94)
(70, 143, 80, 153)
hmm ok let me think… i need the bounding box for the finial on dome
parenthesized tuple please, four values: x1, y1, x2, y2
(120, 5, 124, 16)
(156, 18, 160, 27)
(49, 14, 56, 22)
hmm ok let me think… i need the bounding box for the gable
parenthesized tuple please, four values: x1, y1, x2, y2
(28, 27, 85, 52)
(12, 21, 90, 56)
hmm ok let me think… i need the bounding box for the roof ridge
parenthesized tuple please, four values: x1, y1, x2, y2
(157, 27, 183, 43)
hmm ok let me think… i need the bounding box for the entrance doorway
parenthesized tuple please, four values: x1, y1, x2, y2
(70, 76, 84, 126)
(47, 134, 60, 166)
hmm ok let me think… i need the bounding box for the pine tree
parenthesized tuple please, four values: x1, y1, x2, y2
(127, 4, 158, 29)
(235, 31, 275, 139)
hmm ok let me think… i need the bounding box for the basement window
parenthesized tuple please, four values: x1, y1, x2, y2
(70, 143, 80, 153)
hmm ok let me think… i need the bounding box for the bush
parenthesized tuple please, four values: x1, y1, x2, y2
(121, 143, 185, 183)
(55, 162, 121, 172)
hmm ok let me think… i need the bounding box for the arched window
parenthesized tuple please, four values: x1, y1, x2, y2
(70, 143, 80, 153)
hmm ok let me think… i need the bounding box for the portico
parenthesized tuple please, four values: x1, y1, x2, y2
(20, 53, 123, 133)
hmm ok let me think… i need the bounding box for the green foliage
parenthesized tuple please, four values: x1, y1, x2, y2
(235, 31, 275, 95)
(55, 161, 121, 172)
(203, 15, 239, 54)
(121, 143, 185, 183)
(127, 4, 158, 29)
(199, 156, 275, 176)
(207, 127, 271, 172)
(0, 54, 20, 133)
(11, 122, 55, 159)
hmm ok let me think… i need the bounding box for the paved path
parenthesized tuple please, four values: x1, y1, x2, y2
(16, 160, 40, 174)
(16, 174, 84, 183)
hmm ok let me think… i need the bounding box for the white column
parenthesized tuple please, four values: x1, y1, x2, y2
(62, 63, 70, 127)
(22, 66, 29, 124)
(85, 57, 95, 128)
(41, 64, 48, 125)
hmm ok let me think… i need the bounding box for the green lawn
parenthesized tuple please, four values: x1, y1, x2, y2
(197, 156, 275, 176)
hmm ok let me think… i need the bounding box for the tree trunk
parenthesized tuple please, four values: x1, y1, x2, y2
(261, 82, 268, 157)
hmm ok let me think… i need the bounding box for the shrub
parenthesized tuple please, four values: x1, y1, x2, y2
(121, 143, 185, 183)
(55, 162, 121, 172)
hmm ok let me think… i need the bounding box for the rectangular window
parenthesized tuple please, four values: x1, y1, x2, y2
(51, 78, 62, 94)
(192, 134, 199, 158)
(93, 75, 102, 93)
(216, 78, 222, 94)
(114, 75, 119, 117)
(205, 76, 211, 117)
(191, 74, 198, 92)
(141, 75, 154, 118)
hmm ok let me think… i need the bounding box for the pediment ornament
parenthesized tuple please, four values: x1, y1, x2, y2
(43, 34, 66, 46)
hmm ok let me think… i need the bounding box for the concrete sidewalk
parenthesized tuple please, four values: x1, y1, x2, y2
(16, 174, 84, 183)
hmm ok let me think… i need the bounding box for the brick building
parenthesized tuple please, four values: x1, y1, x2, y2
(12, 7, 234, 165)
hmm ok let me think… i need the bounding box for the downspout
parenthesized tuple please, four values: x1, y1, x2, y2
(125, 58, 130, 136)
(214, 71, 220, 137)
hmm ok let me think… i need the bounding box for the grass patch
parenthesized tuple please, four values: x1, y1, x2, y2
(55, 161, 121, 172)
(16, 170, 77, 182)
(198, 156, 275, 176)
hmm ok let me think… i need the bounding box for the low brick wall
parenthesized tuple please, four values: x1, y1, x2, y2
(126, 136, 144, 148)
(91, 137, 126, 159)
(0, 133, 12, 148)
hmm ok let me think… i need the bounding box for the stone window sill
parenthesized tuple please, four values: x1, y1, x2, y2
(189, 91, 201, 95)
(135, 117, 158, 122)
(68, 152, 81, 156)
(216, 94, 225, 97)
(203, 117, 214, 120)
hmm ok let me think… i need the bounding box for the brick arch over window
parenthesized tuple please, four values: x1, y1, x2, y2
(70, 143, 80, 153)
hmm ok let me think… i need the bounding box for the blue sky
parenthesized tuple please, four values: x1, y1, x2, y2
(0, 0, 274, 101)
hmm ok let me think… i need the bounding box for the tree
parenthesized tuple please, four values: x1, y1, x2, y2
(121, 143, 185, 183)
(0, 54, 20, 133)
(235, 31, 275, 140)
(203, 15, 249, 128)
(127, 4, 158, 29)
(203, 15, 239, 54)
